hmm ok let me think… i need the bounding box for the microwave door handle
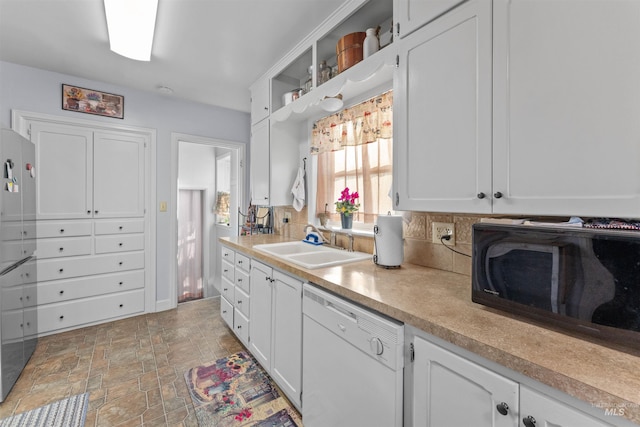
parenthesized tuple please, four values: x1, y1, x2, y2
(550, 246, 560, 314)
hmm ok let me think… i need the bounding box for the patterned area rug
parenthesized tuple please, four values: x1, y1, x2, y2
(184, 351, 302, 427)
(0, 392, 89, 427)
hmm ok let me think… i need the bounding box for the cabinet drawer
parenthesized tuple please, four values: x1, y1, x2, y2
(37, 221, 92, 238)
(37, 237, 92, 259)
(38, 270, 145, 304)
(234, 286, 250, 317)
(234, 309, 249, 344)
(95, 234, 144, 254)
(235, 268, 250, 293)
(221, 296, 234, 329)
(235, 253, 250, 273)
(221, 277, 235, 301)
(37, 252, 145, 281)
(95, 219, 144, 235)
(37, 288, 145, 335)
(222, 260, 235, 282)
(221, 246, 235, 264)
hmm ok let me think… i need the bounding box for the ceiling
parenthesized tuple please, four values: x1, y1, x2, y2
(0, 0, 347, 113)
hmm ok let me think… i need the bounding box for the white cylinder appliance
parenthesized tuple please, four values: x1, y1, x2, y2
(373, 213, 403, 268)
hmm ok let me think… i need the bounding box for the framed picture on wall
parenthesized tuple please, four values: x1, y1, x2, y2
(62, 84, 124, 119)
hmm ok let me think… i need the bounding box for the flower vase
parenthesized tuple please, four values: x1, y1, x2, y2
(341, 213, 353, 229)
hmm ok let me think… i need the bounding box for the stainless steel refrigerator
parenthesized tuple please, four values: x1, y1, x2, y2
(0, 128, 37, 402)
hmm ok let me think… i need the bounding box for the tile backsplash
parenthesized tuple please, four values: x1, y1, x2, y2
(272, 206, 490, 276)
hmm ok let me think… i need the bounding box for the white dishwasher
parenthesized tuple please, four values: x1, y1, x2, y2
(302, 283, 404, 427)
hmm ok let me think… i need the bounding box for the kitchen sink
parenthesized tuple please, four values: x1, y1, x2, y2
(253, 241, 371, 269)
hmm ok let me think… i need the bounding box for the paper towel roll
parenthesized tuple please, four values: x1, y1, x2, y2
(374, 214, 403, 267)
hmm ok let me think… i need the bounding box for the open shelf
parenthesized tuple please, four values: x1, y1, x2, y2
(270, 45, 395, 123)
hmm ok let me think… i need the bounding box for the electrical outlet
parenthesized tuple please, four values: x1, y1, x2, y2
(432, 222, 455, 246)
(283, 211, 292, 223)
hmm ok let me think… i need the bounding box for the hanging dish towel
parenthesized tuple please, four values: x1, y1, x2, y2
(291, 167, 306, 212)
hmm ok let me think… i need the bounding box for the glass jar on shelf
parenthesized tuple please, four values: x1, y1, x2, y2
(318, 60, 331, 85)
(304, 65, 313, 93)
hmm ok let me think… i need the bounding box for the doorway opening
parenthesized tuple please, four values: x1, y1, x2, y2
(177, 189, 204, 303)
(169, 133, 245, 310)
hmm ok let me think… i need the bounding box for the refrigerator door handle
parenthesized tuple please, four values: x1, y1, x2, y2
(0, 255, 33, 276)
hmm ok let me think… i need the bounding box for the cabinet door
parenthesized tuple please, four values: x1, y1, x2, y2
(31, 122, 93, 219)
(250, 120, 270, 205)
(271, 271, 302, 408)
(93, 131, 145, 218)
(395, 0, 466, 38)
(520, 386, 616, 427)
(249, 261, 272, 371)
(493, 0, 640, 217)
(412, 336, 518, 427)
(250, 78, 270, 125)
(394, 0, 492, 213)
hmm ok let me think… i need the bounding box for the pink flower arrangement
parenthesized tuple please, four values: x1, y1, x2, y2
(335, 187, 360, 217)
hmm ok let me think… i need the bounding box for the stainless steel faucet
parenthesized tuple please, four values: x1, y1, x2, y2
(305, 224, 330, 243)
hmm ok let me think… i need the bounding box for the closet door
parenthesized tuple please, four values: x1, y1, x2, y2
(93, 131, 146, 218)
(30, 122, 93, 219)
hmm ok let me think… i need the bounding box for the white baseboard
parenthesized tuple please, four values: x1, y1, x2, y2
(155, 298, 174, 312)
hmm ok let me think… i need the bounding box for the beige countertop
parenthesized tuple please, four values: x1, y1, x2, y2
(221, 234, 640, 425)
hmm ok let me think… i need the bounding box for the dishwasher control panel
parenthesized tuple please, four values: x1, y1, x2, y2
(302, 283, 404, 371)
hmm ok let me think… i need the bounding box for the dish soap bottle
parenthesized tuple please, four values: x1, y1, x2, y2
(363, 27, 379, 59)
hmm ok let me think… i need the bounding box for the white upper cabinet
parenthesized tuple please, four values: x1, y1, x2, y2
(31, 122, 94, 219)
(93, 131, 145, 218)
(250, 119, 270, 205)
(394, 0, 466, 38)
(31, 122, 146, 219)
(492, 0, 640, 217)
(394, 0, 492, 213)
(395, 0, 640, 217)
(250, 78, 270, 125)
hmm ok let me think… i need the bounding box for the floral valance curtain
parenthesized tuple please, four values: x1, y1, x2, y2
(311, 90, 393, 154)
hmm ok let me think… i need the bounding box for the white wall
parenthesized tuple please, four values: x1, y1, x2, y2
(0, 60, 250, 305)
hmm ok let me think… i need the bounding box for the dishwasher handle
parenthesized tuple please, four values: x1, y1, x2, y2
(326, 301, 357, 322)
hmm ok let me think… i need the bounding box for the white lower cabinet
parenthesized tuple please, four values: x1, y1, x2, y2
(410, 334, 518, 427)
(249, 260, 273, 369)
(519, 386, 616, 427)
(248, 259, 303, 410)
(36, 217, 146, 336)
(219, 247, 251, 347)
(270, 270, 302, 409)
(406, 326, 627, 427)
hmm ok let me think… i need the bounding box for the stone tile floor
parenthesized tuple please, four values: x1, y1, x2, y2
(0, 297, 244, 426)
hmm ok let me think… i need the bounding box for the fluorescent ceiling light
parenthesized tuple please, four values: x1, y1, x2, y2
(104, 0, 158, 61)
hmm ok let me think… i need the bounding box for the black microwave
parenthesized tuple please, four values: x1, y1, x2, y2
(472, 223, 640, 349)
